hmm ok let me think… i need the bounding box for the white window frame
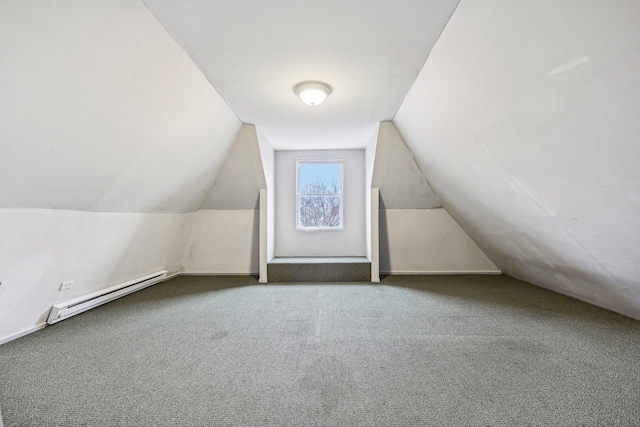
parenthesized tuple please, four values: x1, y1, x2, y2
(296, 158, 344, 231)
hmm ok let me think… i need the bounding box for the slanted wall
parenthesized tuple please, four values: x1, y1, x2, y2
(183, 125, 266, 274)
(0, 1, 240, 342)
(395, 0, 640, 318)
(373, 122, 498, 274)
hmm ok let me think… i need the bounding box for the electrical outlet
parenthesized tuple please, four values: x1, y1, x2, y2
(60, 280, 73, 291)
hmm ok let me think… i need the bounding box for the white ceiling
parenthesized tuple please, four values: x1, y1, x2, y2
(143, 0, 460, 150)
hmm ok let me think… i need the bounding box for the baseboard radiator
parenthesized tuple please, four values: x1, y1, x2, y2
(47, 270, 168, 325)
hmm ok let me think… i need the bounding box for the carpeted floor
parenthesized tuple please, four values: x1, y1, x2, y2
(0, 275, 639, 426)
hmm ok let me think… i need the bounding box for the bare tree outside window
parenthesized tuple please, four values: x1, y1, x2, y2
(297, 160, 343, 230)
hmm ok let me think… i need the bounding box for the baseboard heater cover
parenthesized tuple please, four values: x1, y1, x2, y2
(47, 270, 168, 325)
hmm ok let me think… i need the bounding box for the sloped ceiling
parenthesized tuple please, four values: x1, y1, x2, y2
(200, 124, 266, 210)
(2, 0, 638, 323)
(394, 0, 640, 318)
(373, 122, 441, 209)
(0, 0, 240, 213)
(143, 0, 460, 150)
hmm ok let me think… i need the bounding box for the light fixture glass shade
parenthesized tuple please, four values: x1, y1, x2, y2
(294, 81, 332, 106)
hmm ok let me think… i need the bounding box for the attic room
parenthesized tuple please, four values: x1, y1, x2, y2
(1, 0, 639, 425)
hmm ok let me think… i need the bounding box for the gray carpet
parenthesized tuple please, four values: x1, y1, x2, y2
(0, 275, 639, 426)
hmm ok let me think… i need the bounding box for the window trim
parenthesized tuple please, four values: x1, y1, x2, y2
(296, 158, 344, 231)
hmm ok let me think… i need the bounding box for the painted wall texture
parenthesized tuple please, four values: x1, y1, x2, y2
(256, 129, 277, 262)
(373, 122, 441, 209)
(395, 0, 640, 319)
(0, 209, 193, 342)
(379, 209, 499, 274)
(371, 122, 495, 274)
(0, 0, 240, 213)
(4, 0, 639, 345)
(200, 125, 266, 210)
(0, 1, 240, 342)
(274, 150, 366, 257)
(182, 210, 260, 274)
(365, 127, 380, 261)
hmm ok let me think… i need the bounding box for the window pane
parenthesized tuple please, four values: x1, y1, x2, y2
(298, 196, 342, 228)
(298, 163, 341, 194)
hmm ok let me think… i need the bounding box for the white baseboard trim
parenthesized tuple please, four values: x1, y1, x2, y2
(2, 272, 180, 346)
(1, 270, 500, 345)
(166, 272, 180, 280)
(181, 272, 259, 276)
(0, 322, 47, 346)
(380, 270, 502, 275)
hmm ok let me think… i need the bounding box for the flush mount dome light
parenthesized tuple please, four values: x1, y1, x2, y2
(294, 81, 332, 106)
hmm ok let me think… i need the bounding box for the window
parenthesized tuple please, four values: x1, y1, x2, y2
(297, 159, 343, 230)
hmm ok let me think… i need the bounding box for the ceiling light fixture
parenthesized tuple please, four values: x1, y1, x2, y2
(294, 81, 332, 106)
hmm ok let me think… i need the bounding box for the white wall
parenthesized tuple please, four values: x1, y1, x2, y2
(0, 209, 193, 342)
(275, 150, 366, 257)
(0, 1, 240, 213)
(0, 1, 240, 342)
(200, 125, 266, 210)
(380, 209, 499, 274)
(373, 122, 441, 209)
(182, 210, 259, 274)
(369, 121, 496, 274)
(142, 0, 460, 151)
(257, 128, 276, 262)
(365, 127, 380, 261)
(184, 127, 266, 275)
(395, 0, 640, 318)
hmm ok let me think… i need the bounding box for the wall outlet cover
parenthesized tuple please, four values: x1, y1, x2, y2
(60, 280, 73, 291)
